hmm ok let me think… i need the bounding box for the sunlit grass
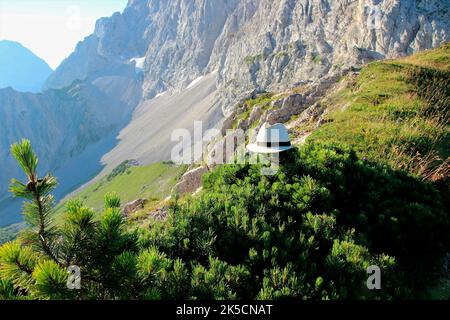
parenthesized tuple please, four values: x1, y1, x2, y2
(399, 43, 450, 71)
(308, 44, 449, 181)
(53, 162, 187, 222)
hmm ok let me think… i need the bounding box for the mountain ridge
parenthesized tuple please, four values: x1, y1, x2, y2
(0, 75, 142, 226)
(0, 40, 52, 93)
(44, 0, 450, 114)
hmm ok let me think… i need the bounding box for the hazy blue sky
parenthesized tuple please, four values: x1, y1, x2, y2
(0, 0, 128, 69)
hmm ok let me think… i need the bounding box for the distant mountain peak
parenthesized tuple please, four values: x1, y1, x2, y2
(0, 40, 52, 93)
(0, 40, 25, 48)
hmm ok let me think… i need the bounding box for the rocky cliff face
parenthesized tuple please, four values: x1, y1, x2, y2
(45, 0, 449, 114)
(208, 0, 450, 113)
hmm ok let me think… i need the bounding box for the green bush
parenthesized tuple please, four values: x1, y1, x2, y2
(142, 143, 449, 299)
(1, 140, 448, 299)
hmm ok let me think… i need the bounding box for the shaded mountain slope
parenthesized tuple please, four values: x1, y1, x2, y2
(0, 40, 52, 93)
(0, 75, 142, 226)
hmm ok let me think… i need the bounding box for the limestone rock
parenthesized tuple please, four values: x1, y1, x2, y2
(148, 207, 169, 221)
(45, 0, 450, 110)
(123, 199, 148, 216)
(174, 166, 209, 197)
(248, 104, 264, 126)
(265, 94, 306, 124)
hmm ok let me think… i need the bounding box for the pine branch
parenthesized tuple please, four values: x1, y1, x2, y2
(14, 257, 33, 275)
(9, 140, 59, 265)
(34, 192, 57, 262)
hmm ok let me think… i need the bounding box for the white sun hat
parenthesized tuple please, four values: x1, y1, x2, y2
(246, 122, 293, 154)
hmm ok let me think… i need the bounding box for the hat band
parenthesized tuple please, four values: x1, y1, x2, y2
(257, 141, 291, 148)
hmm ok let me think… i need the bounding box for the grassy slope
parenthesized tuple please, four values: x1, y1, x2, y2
(306, 44, 449, 182)
(0, 222, 25, 244)
(1, 161, 187, 242)
(299, 44, 449, 298)
(53, 161, 187, 221)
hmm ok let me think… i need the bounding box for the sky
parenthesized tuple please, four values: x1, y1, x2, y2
(0, 0, 128, 69)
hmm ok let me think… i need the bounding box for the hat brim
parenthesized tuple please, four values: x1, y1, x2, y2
(246, 144, 293, 154)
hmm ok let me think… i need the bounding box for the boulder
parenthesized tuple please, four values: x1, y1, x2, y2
(174, 166, 209, 197)
(265, 93, 305, 124)
(248, 104, 263, 127)
(148, 207, 169, 221)
(123, 198, 147, 216)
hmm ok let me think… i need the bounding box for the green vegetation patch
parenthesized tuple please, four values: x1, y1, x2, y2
(0, 223, 24, 244)
(400, 43, 450, 71)
(244, 53, 265, 65)
(308, 44, 450, 182)
(1, 126, 448, 299)
(54, 161, 187, 220)
(139, 143, 449, 299)
(232, 93, 275, 129)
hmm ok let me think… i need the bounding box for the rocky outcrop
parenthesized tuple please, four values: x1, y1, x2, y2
(205, 67, 356, 160)
(123, 199, 148, 216)
(43, 3, 151, 90)
(261, 68, 350, 125)
(148, 207, 169, 221)
(264, 94, 306, 125)
(208, 0, 450, 114)
(174, 166, 209, 197)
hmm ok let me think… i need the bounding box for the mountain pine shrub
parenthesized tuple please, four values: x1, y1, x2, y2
(142, 143, 449, 299)
(1, 140, 448, 299)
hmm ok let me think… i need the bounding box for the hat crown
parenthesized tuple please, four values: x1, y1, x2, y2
(246, 122, 293, 154)
(256, 122, 290, 143)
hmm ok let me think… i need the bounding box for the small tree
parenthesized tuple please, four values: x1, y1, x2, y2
(0, 140, 141, 299)
(9, 139, 59, 261)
